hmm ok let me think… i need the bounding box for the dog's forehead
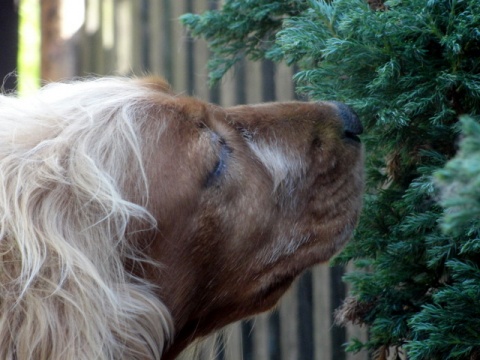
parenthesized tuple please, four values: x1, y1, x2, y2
(161, 95, 226, 128)
(169, 97, 218, 127)
(137, 76, 174, 94)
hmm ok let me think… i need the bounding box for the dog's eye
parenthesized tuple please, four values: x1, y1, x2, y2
(235, 124, 253, 142)
(205, 134, 232, 187)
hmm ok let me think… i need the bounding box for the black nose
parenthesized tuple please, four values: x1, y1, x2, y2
(332, 101, 363, 139)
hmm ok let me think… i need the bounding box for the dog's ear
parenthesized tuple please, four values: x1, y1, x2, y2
(137, 76, 175, 95)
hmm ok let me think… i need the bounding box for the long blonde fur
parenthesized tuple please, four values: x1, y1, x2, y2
(0, 78, 173, 359)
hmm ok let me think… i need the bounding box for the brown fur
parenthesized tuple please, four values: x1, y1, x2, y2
(134, 78, 364, 358)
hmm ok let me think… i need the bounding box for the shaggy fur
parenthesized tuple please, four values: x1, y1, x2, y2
(0, 77, 364, 359)
(0, 79, 172, 359)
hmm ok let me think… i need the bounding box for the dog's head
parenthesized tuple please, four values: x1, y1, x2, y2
(135, 78, 364, 357)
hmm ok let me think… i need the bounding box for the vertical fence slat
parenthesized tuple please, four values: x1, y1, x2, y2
(313, 264, 333, 360)
(269, 311, 281, 360)
(161, 0, 173, 83)
(219, 68, 236, 107)
(131, 0, 143, 74)
(253, 313, 270, 360)
(115, 0, 132, 75)
(330, 266, 347, 360)
(261, 59, 276, 102)
(298, 271, 315, 360)
(242, 320, 255, 360)
(274, 63, 295, 101)
(223, 323, 243, 360)
(170, 1, 188, 92)
(101, 0, 115, 75)
(148, 0, 166, 76)
(184, 0, 195, 95)
(245, 60, 262, 104)
(140, 0, 150, 72)
(233, 59, 247, 105)
(81, 0, 103, 76)
(192, 0, 210, 100)
(279, 284, 299, 360)
(79, 1, 91, 75)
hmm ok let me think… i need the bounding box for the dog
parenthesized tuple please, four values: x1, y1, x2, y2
(0, 77, 363, 359)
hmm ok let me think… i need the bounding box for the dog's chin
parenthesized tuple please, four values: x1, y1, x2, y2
(248, 232, 352, 313)
(248, 273, 298, 314)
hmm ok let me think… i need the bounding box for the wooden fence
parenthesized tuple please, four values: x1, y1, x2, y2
(41, 1, 369, 359)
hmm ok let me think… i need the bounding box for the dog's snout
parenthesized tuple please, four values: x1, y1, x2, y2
(332, 101, 363, 139)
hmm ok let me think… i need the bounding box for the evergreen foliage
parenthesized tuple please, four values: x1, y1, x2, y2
(183, 0, 480, 358)
(406, 117, 480, 360)
(180, 1, 308, 85)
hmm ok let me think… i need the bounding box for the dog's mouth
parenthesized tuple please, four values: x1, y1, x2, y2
(344, 131, 361, 143)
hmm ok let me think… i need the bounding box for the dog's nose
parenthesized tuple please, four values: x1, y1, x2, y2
(332, 101, 363, 139)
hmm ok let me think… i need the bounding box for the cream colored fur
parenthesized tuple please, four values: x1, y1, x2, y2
(0, 78, 172, 359)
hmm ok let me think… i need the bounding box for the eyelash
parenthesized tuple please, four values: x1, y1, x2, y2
(205, 134, 232, 187)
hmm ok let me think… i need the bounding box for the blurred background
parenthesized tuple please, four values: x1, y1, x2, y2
(1, 1, 367, 359)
